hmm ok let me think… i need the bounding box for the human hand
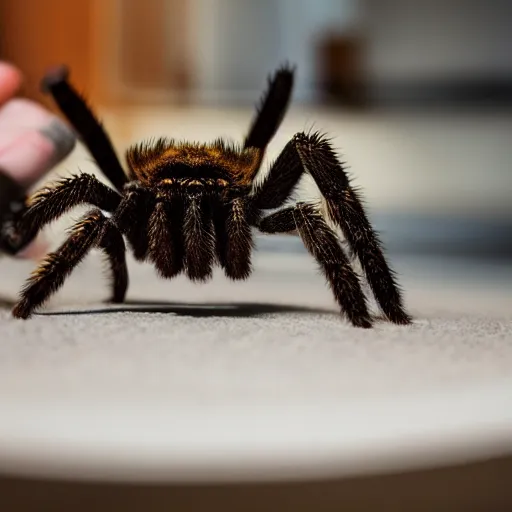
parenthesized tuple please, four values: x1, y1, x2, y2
(0, 61, 76, 258)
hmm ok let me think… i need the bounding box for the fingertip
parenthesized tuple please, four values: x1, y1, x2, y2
(0, 98, 76, 188)
(0, 61, 23, 104)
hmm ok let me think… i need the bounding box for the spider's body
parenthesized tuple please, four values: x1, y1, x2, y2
(127, 138, 260, 186)
(125, 137, 261, 284)
(3, 64, 412, 328)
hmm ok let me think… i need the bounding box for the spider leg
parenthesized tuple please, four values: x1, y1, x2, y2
(41, 65, 128, 191)
(244, 65, 295, 157)
(255, 132, 411, 325)
(96, 218, 128, 304)
(251, 136, 305, 210)
(113, 182, 154, 262)
(213, 196, 253, 280)
(183, 190, 216, 282)
(258, 203, 372, 328)
(294, 133, 411, 325)
(1, 173, 121, 255)
(147, 196, 185, 278)
(12, 209, 127, 319)
(21, 173, 121, 233)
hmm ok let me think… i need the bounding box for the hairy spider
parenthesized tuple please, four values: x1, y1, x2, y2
(6, 64, 411, 327)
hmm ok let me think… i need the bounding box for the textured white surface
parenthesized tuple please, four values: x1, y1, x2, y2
(0, 249, 511, 482)
(1, 252, 512, 405)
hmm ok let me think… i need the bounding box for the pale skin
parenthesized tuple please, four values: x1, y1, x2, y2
(0, 61, 76, 258)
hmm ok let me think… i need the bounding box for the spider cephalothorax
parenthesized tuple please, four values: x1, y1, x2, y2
(4, 64, 412, 328)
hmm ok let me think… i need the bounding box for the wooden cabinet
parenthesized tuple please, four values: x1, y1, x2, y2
(0, 0, 190, 108)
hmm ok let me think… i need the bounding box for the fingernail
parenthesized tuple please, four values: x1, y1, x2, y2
(0, 131, 57, 188)
(0, 62, 23, 103)
(39, 118, 77, 167)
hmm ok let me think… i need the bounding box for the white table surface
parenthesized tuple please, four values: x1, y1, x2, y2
(0, 248, 511, 484)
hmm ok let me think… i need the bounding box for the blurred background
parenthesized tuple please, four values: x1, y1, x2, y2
(0, 0, 511, 283)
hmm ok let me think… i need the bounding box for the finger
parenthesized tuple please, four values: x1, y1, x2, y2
(0, 98, 75, 261)
(0, 98, 76, 189)
(0, 62, 23, 105)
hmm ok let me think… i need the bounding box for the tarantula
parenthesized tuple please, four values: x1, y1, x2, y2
(3, 64, 411, 327)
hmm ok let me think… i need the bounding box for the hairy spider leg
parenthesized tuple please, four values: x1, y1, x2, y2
(147, 197, 185, 278)
(41, 65, 128, 191)
(19, 174, 157, 271)
(111, 181, 221, 282)
(143, 182, 254, 283)
(3, 173, 121, 259)
(212, 196, 253, 280)
(258, 204, 373, 328)
(182, 190, 216, 281)
(12, 209, 127, 319)
(244, 65, 295, 163)
(254, 132, 412, 325)
(21, 174, 122, 234)
(111, 182, 154, 262)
